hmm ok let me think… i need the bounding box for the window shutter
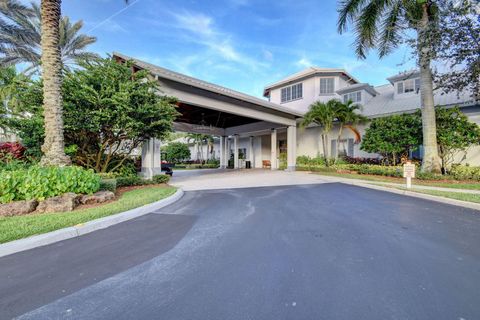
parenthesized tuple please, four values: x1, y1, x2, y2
(397, 82, 403, 94)
(348, 138, 354, 157)
(415, 78, 420, 93)
(356, 91, 361, 102)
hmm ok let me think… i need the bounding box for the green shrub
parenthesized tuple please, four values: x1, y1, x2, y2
(152, 174, 170, 184)
(99, 178, 117, 192)
(356, 164, 403, 177)
(0, 158, 30, 172)
(449, 165, 480, 181)
(0, 165, 100, 204)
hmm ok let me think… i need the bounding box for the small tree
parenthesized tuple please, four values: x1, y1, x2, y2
(162, 142, 191, 164)
(301, 100, 337, 166)
(334, 100, 368, 161)
(436, 106, 480, 172)
(361, 112, 422, 165)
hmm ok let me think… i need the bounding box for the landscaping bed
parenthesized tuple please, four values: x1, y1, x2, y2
(0, 185, 176, 244)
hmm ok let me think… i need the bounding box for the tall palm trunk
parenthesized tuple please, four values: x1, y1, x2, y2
(40, 0, 70, 166)
(418, 3, 441, 173)
(336, 124, 344, 162)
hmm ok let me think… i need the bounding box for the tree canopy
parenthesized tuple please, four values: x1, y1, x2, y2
(7, 57, 179, 172)
(0, 0, 98, 71)
(361, 111, 423, 165)
(162, 142, 191, 164)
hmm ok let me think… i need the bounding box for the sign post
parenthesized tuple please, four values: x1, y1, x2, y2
(403, 161, 415, 189)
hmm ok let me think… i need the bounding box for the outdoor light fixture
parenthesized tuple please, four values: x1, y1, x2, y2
(192, 113, 214, 133)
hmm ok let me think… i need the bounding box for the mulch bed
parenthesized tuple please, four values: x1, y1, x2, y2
(74, 183, 169, 211)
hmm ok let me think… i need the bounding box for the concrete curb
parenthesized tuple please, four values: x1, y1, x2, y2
(340, 181, 480, 211)
(0, 188, 184, 258)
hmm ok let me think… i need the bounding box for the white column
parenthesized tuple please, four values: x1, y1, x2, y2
(233, 135, 239, 169)
(287, 125, 297, 171)
(248, 136, 254, 168)
(219, 136, 226, 169)
(226, 137, 231, 168)
(141, 138, 162, 179)
(271, 129, 277, 170)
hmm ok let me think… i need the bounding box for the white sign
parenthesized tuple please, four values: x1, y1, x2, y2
(403, 163, 415, 178)
(403, 162, 415, 188)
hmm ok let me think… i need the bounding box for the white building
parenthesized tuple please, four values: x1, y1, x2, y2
(263, 68, 480, 165)
(112, 53, 480, 175)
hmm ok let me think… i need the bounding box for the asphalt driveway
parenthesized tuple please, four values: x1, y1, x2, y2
(1, 183, 480, 320)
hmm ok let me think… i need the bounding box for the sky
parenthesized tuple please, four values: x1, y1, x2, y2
(56, 0, 416, 98)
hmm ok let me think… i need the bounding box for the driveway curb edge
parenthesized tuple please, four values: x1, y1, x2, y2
(0, 188, 185, 258)
(341, 181, 480, 211)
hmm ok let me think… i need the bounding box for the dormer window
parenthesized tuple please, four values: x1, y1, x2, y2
(320, 78, 335, 95)
(343, 91, 362, 103)
(280, 83, 303, 103)
(397, 78, 420, 94)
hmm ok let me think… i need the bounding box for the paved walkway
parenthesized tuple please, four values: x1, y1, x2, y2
(171, 169, 480, 195)
(170, 169, 332, 191)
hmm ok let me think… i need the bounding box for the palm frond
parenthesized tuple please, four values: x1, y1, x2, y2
(378, 1, 404, 58)
(354, 0, 390, 59)
(337, 0, 367, 33)
(0, 0, 97, 68)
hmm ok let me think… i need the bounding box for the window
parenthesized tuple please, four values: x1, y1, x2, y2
(397, 78, 420, 94)
(343, 91, 362, 103)
(320, 78, 334, 94)
(280, 83, 302, 103)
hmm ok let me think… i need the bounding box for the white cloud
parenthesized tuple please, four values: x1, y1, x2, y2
(262, 49, 274, 62)
(172, 12, 215, 37)
(296, 57, 313, 68)
(169, 11, 267, 70)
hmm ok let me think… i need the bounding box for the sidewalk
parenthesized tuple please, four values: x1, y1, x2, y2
(313, 174, 480, 194)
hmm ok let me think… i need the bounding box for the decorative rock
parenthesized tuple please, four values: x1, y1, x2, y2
(0, 199, 38, 217)
(80, 191, 115, 205)
(36, 193, 80, 214)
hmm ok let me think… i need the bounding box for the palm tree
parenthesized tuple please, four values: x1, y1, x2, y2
(334, 100, 368, 161)
(186, 133, 207, 162)
(301, 100, 337, 166)
(0, 0, 98, 72)
(37, 0, 128, 165)
(39, 0, 70, 165)
(338, 0, 442, 173)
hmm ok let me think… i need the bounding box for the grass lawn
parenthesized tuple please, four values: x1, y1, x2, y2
(391, 187, 480, 204)
(0, 185, 176, 244)
(309, 170, 480, 190)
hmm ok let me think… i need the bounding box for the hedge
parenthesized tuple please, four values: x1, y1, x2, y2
(116, 174, 170, 188)
(0, 165, 100, 204)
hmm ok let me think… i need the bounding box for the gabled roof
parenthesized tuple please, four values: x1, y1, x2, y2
(263, 67, 360, 97)
(386, 70, 421, 84)
(112, 52, 303, 118)
(361, 84, 477, 118)
(336, 83, 379, 96)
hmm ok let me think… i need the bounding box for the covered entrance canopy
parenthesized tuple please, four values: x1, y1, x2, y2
(113, 53, 302, 177)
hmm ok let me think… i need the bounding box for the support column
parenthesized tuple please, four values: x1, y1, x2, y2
(233, 134, 239, 169)
(287, 125, 297, 171)
(249, 136, 254, 168)
(141, 138, 162, 179)
(271, 129, 277, 170)
(219, 136, 226, 169)
(226, 137, 231, 168)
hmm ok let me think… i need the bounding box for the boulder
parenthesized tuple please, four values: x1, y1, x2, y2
(36, 193, 80, 214)
(0, 199, 38, 217)
(80, 191, 115, 205)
